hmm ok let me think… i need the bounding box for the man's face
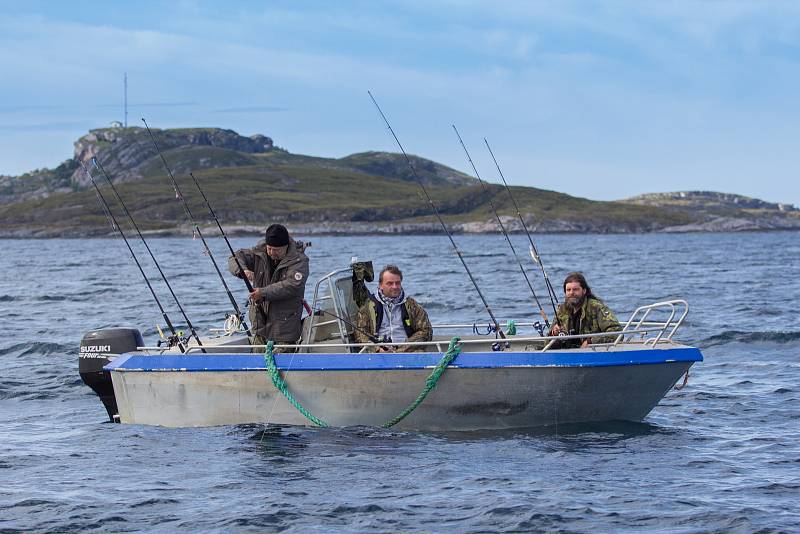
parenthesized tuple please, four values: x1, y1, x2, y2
(379, 272, 403, 298)
(266, 244, 288, 261)
(564, 281, 586, 308)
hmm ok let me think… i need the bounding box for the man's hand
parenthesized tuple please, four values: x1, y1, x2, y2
(249, 288, 264, 301)
(550, 324, 562, 336)
(377, 345, 396, 353)
(243, 269, 255, 283)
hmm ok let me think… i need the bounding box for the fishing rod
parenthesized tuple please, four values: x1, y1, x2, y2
(367, 91, 505, 340)
(483, 138, 561, 327)
(141, 118, 252, 338)
(187, 172, 255, 295)
(452, 125, 550, 334)
(80, 161, 187, 353)
(92, 157, 206, 352)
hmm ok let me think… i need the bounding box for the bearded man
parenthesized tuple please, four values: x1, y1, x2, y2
(549, 272, 620, 349)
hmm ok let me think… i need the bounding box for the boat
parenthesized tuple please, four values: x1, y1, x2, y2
(79, 260, 703, 430)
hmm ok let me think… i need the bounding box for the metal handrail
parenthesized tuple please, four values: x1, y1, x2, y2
(617, 299, 689, 346)
(305, 267, 353, 346)
(139, 301, 689, 355)
(147, 326, 671, 354)
(431, 320, 682, 330)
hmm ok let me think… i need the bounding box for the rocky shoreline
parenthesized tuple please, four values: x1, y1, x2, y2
(3, 216, 799, 239)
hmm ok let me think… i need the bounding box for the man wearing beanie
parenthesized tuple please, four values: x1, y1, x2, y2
(228, 224, 309, 352)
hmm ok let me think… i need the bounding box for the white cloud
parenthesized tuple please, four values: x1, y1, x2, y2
(1, 4, 800, 205)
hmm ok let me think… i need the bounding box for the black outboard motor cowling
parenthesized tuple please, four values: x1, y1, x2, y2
(79, 328, 143, 422)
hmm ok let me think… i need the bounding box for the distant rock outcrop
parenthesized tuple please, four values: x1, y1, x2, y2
(70, 126, 275, 188)
(617, 191, 800, 232)
(622, 191, 798, 212)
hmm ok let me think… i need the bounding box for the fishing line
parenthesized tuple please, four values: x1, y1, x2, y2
(81, 160, 187, 352)
(188, 171, 256, 297)
(368, 91, 506, 339)
(453, 125, 549, 334)
(92, 157, 206, 351)
(141, 118, 253, 338)
(484, 138, 562, 327)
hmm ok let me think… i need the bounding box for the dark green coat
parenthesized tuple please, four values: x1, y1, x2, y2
(553, 298, 621, 348)
(228, 239, 309, 343)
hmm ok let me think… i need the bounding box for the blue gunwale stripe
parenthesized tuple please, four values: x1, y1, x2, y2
(106, 347, 703, 372)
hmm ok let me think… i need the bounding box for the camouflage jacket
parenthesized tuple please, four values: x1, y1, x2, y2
(553, 298, 621, 348)
(228, 238, 309, 343)
(354, 294, 432, 352)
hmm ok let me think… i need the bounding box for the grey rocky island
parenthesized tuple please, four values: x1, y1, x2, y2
(1, 126, 797, 237)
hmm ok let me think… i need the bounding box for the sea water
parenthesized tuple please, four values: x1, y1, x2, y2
(1, 233, 798, 531)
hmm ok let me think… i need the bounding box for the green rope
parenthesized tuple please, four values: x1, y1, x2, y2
(505, 319, 517, 336)
(263, 336, 463, 429)
(263, 340, 329, 427)
(381, 336, 462, 428)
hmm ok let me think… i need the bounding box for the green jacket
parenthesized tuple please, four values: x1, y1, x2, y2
(228, 238, 309, 343)
(553, 298, 621, 348)
(354, 295, 432, 352)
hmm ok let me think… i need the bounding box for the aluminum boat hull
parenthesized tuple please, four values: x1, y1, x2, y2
(106, 344, 701, 430)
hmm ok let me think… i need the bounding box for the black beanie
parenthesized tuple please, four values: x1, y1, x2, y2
(265, 224, 289, 247)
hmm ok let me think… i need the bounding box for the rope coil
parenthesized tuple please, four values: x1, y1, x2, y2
(263, 337, 463, 428)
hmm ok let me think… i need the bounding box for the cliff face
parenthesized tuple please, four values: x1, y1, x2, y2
(0, 126, 475, 208)
(0, 127, 275, 206)
(70, 127, 275, 187)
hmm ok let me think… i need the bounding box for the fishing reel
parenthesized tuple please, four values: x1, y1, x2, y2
(158, 331, 187, 348)
(223, 313, 246, 335)
(532, 321, 544, 337)
(377, 335, 397, 353)
(156, 325, 187, 349)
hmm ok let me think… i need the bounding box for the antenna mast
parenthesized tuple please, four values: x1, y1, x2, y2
(123, 72, 128, 128)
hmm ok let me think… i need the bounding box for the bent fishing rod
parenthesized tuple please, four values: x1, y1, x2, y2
(92, 157, 206, 351)
(452, 124, 550, 333)
(141, 118, 252, 338)
(368, 91, 506, 340)
(81, 161, 187, 353)
(484, 139, 561, 326)
(187, 172, 255, 296)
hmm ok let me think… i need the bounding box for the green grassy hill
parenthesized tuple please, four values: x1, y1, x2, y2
(0, 126, 794, 237)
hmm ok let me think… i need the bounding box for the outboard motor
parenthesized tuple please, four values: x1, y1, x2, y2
(79, 328, 143, 422)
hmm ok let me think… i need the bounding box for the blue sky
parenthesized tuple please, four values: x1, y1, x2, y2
(2, 1, 800, 206)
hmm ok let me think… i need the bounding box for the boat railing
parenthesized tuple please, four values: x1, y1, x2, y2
(138, 299, 690, 354)
(163, 324, 679, 355)
(615, 299, 689, 347)
(430, 320, 682, 331)
(302, 267, 358, 347)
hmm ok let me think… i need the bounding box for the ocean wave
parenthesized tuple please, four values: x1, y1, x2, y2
(701, 330, 800, 347)
(0, 341, 73, 357)
(0, 371, 84, 401)
(0, 295, 19, 302)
